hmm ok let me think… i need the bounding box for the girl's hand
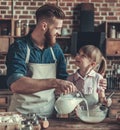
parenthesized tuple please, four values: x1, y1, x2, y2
(102, 97, 112, 107)
(99, 78, 107, 90)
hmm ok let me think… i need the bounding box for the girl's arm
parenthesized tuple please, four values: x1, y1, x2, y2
(98, 90, 112, 107)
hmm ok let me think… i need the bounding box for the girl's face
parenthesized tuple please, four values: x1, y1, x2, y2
(75, 51, 93, 69)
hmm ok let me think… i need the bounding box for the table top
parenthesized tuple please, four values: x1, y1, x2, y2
(45, 118, 120, 130)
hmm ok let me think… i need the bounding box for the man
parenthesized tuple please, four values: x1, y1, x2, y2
(6, 3, 106, 117)
(6, 4, 77, 117)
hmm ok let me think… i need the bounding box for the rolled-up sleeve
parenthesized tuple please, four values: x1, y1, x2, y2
(7, 73, 24, 86)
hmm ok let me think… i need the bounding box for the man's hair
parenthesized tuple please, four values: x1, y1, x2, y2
(36, 3, 65, 23)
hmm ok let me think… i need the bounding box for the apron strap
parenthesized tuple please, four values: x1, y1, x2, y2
(50, 47, 57, 63)
(25, 45, 57, 63)
(92, 74, 97, 94)
(25, 44, 30, 63)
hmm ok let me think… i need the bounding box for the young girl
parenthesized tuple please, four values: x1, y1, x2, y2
(67, 45, 112, 109)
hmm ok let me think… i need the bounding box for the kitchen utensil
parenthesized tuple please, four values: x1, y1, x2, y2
(54, 92, 86, 114)
(99, 91, 114, 111)
(77, 106, 108, 123)
(76, 92, 115, 123)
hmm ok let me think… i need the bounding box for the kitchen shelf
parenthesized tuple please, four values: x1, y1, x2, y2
(0, 19, 72, 55)
(97, 21, 120, 56)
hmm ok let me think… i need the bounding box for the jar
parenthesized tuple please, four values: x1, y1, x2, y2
(16, 20, 21, 36)
(110, 25, 116, 38)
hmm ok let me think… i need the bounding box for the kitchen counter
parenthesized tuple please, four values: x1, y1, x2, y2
(45, 118, 120, 130)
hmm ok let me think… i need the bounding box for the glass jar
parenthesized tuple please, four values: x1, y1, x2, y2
(110, 25, 116, 38)
(25, 22, 30, 35)
(16, 20, 21, 36)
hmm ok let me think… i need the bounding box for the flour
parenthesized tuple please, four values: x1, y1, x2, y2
(80, 115, 106, 123)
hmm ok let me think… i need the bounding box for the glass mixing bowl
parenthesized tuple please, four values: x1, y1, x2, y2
(77, 106, 108, 123)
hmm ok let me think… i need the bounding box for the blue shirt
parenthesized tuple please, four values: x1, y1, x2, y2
(6, 34, 68, 87)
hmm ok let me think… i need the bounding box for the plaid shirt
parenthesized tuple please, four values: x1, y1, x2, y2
(67, 69, 103, 94)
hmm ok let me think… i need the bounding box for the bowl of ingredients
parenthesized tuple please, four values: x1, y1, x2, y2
(77, 106, 108, 123)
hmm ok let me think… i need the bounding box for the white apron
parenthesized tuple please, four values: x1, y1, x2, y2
(80, 76, 99, 110)
(9, 46, 57, 117)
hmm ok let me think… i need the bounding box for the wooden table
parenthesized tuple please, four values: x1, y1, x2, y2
(44, 118, 120, 130)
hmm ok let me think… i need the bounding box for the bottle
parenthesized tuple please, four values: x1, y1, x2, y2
(16, 20, 21, 37)
(110, 25, 116, 38)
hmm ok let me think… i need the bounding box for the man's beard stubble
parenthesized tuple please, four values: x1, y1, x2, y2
(44, 29, 56, 48)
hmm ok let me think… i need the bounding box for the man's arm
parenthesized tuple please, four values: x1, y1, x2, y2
(10, 76, 77, 94)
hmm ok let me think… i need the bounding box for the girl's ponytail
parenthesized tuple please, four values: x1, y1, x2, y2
(97, 56, 107, 76)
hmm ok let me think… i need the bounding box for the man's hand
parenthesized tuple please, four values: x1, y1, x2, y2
(55, 79, 77, 95)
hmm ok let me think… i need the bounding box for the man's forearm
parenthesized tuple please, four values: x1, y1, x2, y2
(10, 77, 58, 94)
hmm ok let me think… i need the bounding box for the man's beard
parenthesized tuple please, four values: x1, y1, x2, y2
(44, 29, 56, 48)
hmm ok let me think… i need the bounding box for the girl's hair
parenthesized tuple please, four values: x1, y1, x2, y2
(79, 45, 107, 76)
(36, 3, 65, 23)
